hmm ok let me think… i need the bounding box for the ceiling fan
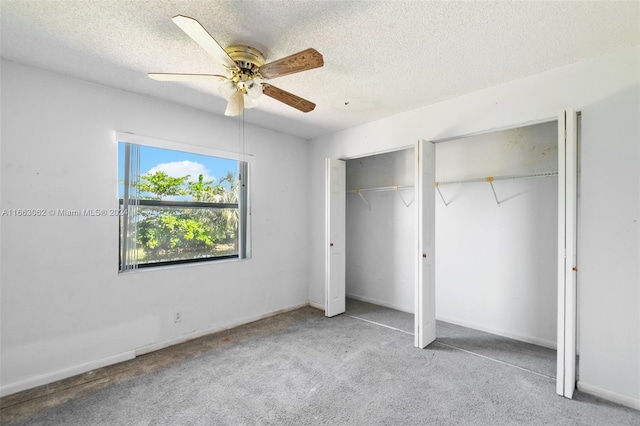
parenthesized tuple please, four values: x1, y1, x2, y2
(149, 15, 324, 116)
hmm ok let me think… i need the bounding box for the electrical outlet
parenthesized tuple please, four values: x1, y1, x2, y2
(173, 311, 182, 323)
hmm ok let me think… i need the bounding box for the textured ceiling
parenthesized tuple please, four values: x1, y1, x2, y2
(1, 1, 638, 139)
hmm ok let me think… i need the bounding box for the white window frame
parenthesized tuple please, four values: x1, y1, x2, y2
(116, 132, 252, 271)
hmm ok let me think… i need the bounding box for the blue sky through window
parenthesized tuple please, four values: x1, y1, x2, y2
(118, 143, 237, 199)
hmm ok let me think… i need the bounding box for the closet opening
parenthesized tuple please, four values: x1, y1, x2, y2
(433, 120, 565, 381)
(338, 118, 578, 395)
(344, 148, 416, 336)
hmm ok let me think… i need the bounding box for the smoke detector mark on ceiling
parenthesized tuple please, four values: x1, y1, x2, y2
(334, 99, 370, 111)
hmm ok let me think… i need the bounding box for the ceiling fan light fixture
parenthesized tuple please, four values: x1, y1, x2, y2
(219, 80, 237, 100)
(245, 80, 263, 99)
(244, 95, 259, 109)
(225, 90, 244, 116)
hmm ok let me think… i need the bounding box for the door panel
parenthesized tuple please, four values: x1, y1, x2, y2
(557, 109, 578, 398)
(325, 158, 346, 317)
(415, 140, 436, 348)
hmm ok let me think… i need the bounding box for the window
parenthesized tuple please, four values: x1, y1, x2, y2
(118, 140, 250, 271)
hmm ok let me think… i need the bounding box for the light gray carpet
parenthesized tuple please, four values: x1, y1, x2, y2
(2, 306, 638, 425)
(345, 298, 557, 378)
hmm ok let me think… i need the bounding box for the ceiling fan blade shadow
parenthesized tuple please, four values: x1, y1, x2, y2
(259, 48, 323, 79)
(148, 73, 228, 82)
(262, 83, 316, 113)
(172, 15, 237, 69)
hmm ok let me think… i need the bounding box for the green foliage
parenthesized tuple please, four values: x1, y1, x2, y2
(137, 171, 190, 200)
(187, 174, 218, 201)
(133, 171, 239, 261)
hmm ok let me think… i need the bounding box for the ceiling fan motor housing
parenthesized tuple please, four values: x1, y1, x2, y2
(225, 45, 265, 78)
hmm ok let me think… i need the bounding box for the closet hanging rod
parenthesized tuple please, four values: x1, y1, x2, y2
(346, 185, 414, 193)
(436, 170, 558, 186)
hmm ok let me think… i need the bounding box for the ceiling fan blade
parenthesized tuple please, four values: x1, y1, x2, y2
(258, 48, 323, 79)
(148, 73, 228, 82)
(261, 83, 316, 113)
(172, 15, 237, 69)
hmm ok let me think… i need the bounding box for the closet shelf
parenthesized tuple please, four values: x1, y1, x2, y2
(347, 185, 415, 209)
(346, 185, 414, 193)
(435, 170, 558, 206)
(435, 170, 558, 186)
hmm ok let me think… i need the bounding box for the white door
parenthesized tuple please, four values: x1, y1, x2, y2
(325, 158, 346, 317)
(415, 140, 436, 348)
(557, 109, 578, 398)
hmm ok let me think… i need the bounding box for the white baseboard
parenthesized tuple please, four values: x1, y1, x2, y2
(135, 302, 309, 356)
(0, 350, 136, 397)
(308, 301, 325, 311)
(577, 381, 640, 411)
(435, 314, 557, 350)
(346, 293, 413, 314)
(0, 302, 308, 398)
(313, 296, 555, 349)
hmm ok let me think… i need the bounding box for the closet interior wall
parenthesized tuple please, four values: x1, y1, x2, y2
(345, 149, 415, 313)
(435, 121, 560, 348)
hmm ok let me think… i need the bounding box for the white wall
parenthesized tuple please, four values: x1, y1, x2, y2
(308, 46, 639, 408)
(577, 77, 639, 406)
(435, 122, 558, 348)
(345, 149, 415, 313)
(0, 60, 310, 396)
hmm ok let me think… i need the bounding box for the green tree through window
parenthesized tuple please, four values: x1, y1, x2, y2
(118, 142, 249, 270)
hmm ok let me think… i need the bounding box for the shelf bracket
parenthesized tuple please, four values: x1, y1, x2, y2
(435, 182, 449, 206)
(394, 186, 414, 207)
(355, 189, 371, 210)
(486, 177, 501, 206)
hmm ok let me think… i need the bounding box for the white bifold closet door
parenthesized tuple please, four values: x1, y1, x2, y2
(557, 109, 578, 398)
(325, 158, 346, 317)
(415, 140, 436, 348)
